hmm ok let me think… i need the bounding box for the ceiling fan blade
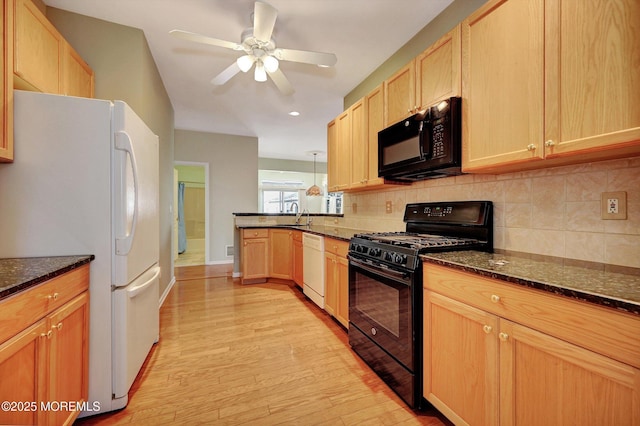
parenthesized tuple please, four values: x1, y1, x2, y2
(253, 1, 278, 42)
(170, 29, 241, 51)
(274, 48, 337, 67)
(211, 62, 241, 85)
(267, 68, 295, 96)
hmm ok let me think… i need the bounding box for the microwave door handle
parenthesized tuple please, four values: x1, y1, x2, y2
(420, 119, 431, 159)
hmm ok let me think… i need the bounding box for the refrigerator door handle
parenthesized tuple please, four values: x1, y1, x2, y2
(127, 266, 160, 299)
(114, 131, 139, 255)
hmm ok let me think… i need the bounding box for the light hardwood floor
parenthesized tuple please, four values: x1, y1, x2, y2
(75, 266, 451, 425)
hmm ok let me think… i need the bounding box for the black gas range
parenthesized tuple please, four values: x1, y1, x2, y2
(348, 201, 493, 409)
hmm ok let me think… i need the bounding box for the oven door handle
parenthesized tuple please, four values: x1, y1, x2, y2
(349, 256, 412, 285)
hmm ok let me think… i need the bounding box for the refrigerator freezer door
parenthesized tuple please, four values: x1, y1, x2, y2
(112, 264, 160, 399)
(112, 101, 160, 287)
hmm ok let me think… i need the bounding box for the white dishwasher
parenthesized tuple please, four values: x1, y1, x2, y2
(302, 233, 325, 309)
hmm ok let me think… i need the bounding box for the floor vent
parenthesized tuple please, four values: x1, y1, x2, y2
(225, 245, 234, 257)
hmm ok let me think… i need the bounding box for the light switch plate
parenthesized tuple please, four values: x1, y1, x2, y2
(601, 191, 627, 220)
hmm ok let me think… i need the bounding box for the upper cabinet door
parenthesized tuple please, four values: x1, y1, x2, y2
(384, 60, 415, 126)
(61, 42, 94, 98)
(416, 24, 461, 109)
(544, 0, 640, 158)
(462, 0, 545, 172)
(1, 0, 14, 162)
(14, 0, 62, 93)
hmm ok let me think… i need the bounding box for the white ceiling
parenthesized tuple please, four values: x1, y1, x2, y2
(44, 0, 453, 162)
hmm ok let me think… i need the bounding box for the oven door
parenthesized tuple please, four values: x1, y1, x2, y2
(348, 256, 414, 370)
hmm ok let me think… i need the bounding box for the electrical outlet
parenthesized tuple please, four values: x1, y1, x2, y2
(352, 203, 357, 214)
(601, 191, 627, 220)
(385, 200, 392, 214)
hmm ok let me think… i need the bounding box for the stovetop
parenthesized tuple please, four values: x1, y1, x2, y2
(354, 232, 482, 250)
(348, 201, 493, 271)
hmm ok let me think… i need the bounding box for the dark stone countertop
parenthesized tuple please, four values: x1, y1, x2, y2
(233, 212, 343, 217)
(0, 255, 95, 301)
(421, 251, 640, 316)
(236, 224, 366, 242)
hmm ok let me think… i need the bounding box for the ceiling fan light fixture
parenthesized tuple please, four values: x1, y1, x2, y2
(237, 55, 254, 72)
(263, 55, 279, 72)
(254, 61, 267, 82)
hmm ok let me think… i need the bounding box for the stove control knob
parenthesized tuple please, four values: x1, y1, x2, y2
(384, 252, 393, 262)
(394, 254, 408, 264)
(370, 248, 382, 257)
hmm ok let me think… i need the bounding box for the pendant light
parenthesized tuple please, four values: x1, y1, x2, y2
(306, 152, 323, 196)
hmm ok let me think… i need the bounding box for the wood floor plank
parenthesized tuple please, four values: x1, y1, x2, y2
(75, 271, 452, 425)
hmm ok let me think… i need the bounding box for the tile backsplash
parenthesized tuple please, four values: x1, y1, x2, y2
(329, 156, 640, 268)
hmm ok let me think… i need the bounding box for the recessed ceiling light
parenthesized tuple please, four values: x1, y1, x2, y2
(289, 111, 300, 116)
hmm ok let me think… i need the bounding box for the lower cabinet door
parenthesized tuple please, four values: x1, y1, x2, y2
(48, 292, 90, 426)
(499, 319, 640, 426)
(423, 290, 499, 425)
(0, 321, 48, 426)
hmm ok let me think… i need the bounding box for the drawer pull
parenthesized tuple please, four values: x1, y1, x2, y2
(52, 322, 63, 332)
(545, 139, 555, 147)
(527, 144, 536, 151)
(47, 292, 60, 301)
(41, 330, 53, 339)
(490, 294, 501, 303)
(483, 325, 493, 334)
(499, 332, 509, 342)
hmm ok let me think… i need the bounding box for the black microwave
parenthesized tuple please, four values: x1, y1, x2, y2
(378, 97, 462, 182)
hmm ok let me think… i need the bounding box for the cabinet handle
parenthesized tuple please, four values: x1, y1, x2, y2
(47, 292, 59, 301)
(490, 294, 501, 303)
(499, 332, 509, 341)
(545, 140, 555, 147)
(254, 232, 259, 236)
(41, 330, 53, 339)
(527, 144, 536, 151)
(482, 325, 493, 334)
(52, 322, 63, 332)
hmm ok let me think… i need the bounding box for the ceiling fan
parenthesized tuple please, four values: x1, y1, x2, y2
(169, 1, 337, 95)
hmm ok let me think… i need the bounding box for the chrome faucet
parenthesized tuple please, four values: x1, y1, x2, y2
(295, 208, 307, 225)
(306, 209, 312, 226)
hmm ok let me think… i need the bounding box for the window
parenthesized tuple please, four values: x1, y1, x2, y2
(262, 190, 300, 213)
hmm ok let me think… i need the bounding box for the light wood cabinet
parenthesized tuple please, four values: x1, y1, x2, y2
(1, 0, 13, 162)
(13, 0, 93, 97)
(384, 60, 415, 126)
(423, 264, 640, 426)
(326, 119, 338, 191)
(269, 228, 293, 280)
(365, 83, 385, 187)
(14, 0, 61, 93)
(324, 238, 349, 328)
(292, 231, 303, 287)
(416, 24, 461, 109)
(462, 0, 640, 173)
(327, 114, 351, 193)
(384, 24, 462, 128)
(241, 229, 269, 284)
(0, 265, 90, 426)
(349, 98, 367, 190)
(61, 41, 94, 98)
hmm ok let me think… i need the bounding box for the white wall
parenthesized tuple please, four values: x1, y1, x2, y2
(174, 129, 258, 263)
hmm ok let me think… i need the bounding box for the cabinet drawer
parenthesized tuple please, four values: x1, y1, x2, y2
(243, 228, 269, 239)
(0, 265, 89, 345)
(325, 238, 349, 257)
(424, 264, 640, 368)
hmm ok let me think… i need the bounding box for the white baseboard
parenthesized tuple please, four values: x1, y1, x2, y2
(206, 259, 234, 265)
(159, 276, 176, 308)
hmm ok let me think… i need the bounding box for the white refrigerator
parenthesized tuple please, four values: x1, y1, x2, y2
(0, 90, 160, 415)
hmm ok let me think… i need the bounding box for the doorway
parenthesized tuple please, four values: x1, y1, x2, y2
(174, 162, 209, 267)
